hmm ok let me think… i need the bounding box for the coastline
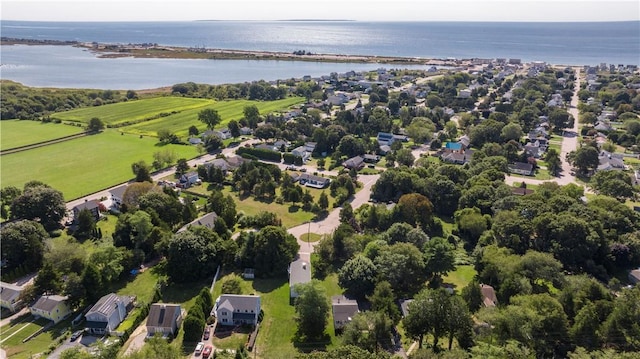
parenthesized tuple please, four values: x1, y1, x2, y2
(0, 37, 465, 66)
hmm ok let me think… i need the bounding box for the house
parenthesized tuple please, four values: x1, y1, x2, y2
(458, 89, 472, 98)
(457, 135, 471, 149)
(85, 293, 134, 335)
(109, 184, 128, 209)
(480, 284, 498, 307)
(0, 281, 24, 312)
(179, 172, 200, 188)
(440, 148, 474, 165)
(213, 294, 261, 326)
(146, 303, 182, 338)
(213, 128, 232, 140)
(508, 162, 534, 176)
(399, 299, 414, 318)
(598, 151, 625, 171)
(378, 145, 392, 155)
(289, 257, 311, 299)
(342, 156, 365, 170)
(331, 295, 359, 331)
(363, 154, 380, 163)
(30, 295, 71, 324)
(629, 269, 640, 286)
(178, 212, 217, 233)
(298, 173, 330, 189)
(188, 137, 203, 145)
(243, 268, 255, 279)
(239, 127, 253, 136)
(73, 200, 101, 221)
(524, 142, 545, 159)
(291, 146, 312, 162)
(377, 132, 395, 146)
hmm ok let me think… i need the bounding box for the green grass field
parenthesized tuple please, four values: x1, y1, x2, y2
(51, 97, 212, 126)
(0, 130, 198, 200)
(125, 97, 304, 137)
(0, 120, 84, 151)
(443, 265, 477, 293)
(0, 315, 69, 359)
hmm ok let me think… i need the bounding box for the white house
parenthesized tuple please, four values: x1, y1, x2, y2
(289, 257, 311, 299)
(178, 212, 217, 233)
(85, 293, 134, 335)
(146, 303, 182, 338)
(213, 295, 261, 326)
(0, 281, 24, 312)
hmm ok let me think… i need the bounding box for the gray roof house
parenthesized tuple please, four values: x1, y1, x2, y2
(298, 173, 330, 189)
(85, 293, 134, 335)
(289, 257, 311, 299)
(508, 162, 534, 176)
(480, 284, 498, 307)
(629, 269, 640, 286)
(178, 212, 218, 233)
(109, 184, 128, 208)
(146, 303, 182, 338)
(213, 294, 261, 326)
(331, 295, 359, 331)
(0, 281, 24, 312)
(73, 200, 101, 221)
(399, 299, 414, 318)
(342, 156, 365, 170)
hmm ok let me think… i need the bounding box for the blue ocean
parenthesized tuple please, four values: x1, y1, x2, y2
(1, 21, 638, 89)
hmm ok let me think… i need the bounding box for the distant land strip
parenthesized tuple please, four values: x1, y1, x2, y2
(1, 37, 461, 66)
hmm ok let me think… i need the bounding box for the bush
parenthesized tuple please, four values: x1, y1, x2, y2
(237, 147, 282, 162)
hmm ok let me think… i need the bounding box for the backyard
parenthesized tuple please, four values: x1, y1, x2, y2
(0, 120, 84, 151)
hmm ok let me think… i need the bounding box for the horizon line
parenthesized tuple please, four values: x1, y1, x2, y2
(2, 18, 640, 23)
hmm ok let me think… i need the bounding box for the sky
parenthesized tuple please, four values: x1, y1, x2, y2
(2, 0, 639, 22)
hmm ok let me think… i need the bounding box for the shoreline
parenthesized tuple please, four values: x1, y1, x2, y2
(0, 37, 467, 66)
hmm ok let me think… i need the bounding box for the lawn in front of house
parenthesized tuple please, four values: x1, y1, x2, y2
(0, 130, 198, 200)
(1, 315, 70, 359)
(0, 120, 84, 151)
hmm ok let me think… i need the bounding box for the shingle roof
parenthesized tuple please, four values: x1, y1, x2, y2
(32, 295, 68, 312)
(109, 185, 128, 200)
(289, 258, 311, 289)
(215, 295, 260, 314)
(86, 293, 131, 317)
(331, 295, 359, 323)
(147, 303, 181, 328)
(178, 212, 218, 233)
(0, 282, 23, 302)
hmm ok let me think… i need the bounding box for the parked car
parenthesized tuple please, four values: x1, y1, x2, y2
(70, 330, 84, 341)
(299, 167, 307, 172)
(286, 165, 296, 171)
(202, 345, 213, 359)
(195, 342, 204, 355)
(203, 327, 210, 340)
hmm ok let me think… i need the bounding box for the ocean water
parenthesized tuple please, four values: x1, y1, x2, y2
(1, 21, 638, 89)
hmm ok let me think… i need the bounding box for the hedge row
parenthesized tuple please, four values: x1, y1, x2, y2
(237, 147, 282, 162)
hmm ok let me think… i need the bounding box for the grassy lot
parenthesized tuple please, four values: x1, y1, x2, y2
(221, 188, 315, 229)
(0, 120, 84, 151)
(125, 97, 304, 137)
(51, 97, 212, 126)
(300, 233, 322, 243)
(1, 315, 70, 359)
(0, 130, 198, 200)
(442, 265, 477, 293)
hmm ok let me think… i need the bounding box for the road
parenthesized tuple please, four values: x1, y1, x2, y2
(506, 67, 584, 188)
(288, 174, 380, 255)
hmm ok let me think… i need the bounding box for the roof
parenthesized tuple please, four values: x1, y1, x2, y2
(332, 295, 359, 323)
(32, 295, 68, 312)
(178, 212, 218, 233)
(343, 156, 364, 169)
(629, 269, 640, 282)
(215, 295, 260, 314)
(399, 299, 413, 317)
(73, 200, 100, 212)
(109, 185, 128, 199)
(147, 303, 181, 328)
(480, 284, 498, 307)
(289, 258, 311, 289)
(0, 282, 23, 302)
(86, 293, 132, 318)
(509, 162, 534, 172)
(298, 173, 330, 184)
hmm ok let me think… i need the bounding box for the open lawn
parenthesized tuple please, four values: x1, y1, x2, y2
(300, 233, 322, 243)
(124, 97, 304, 137)
(443, 265, 477, 293)
(1, 315, 70, 359)
(51, 97, 212, 126)
(0, 120, 84, 151)
(0, 130, 198, 200)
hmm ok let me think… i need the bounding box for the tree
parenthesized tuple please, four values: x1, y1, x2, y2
(338, 255, 377, 299)
(198, 108, 222, 129)
(368, 281, 401, 324)
(75, 208, 96, 240)
(252, 226, 299, 276)
(183, 312, 206, 342)
(0, 185, 21, 219)
(0, 220, 48, 272)
(294, 280, 330, 340)
(338, 135, 366, 158)
(87, 117, 105, 132)
(395, 193, 433, 228)
(81, 263, 103, 303)
(342, 311, 394, 352)
(374, 242, 426, 296)
(545, 148, 562, 176)
(590, 170, 635, 199)
(318, 191, 329, 211)
(406, 117, 435, 144)
(10, 184, 66, 231)
(175, 158, 190, 177)
(601, 286, 640, 351)
(500, 122, 523, 142)
(122, 181, 157, 209)
(188, 125, 199, 136)
(63, 273, 86, 309)
(549, 108, 574, 132)
(395, 148, 415, 167)
(228, 119, 241, 138)
(166, 227, 222, 282)
(157, 129, 180, 144)
(461, 280, 483, 313)
(567, 146, 599, 174)
(221, 274, 243, 294)
(423, 237, 456, 282)
(34, 261, 61, 295)
(243, 105, 260, 128)
(131, 160, 152, 182)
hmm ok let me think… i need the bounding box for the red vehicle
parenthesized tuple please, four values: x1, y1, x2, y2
(202, 345, 213, 359)
(203, 327, 210, 340)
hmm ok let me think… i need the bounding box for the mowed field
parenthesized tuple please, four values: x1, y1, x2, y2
(0, 130, 198, 200)
(0, 120, 84, 151)
(51, 97, 212, 126)
(122, 97, 305, 137)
